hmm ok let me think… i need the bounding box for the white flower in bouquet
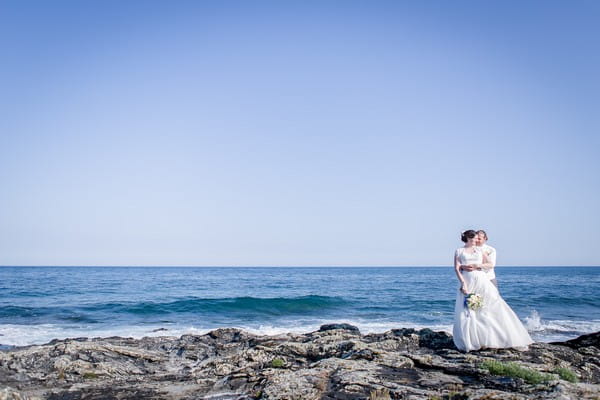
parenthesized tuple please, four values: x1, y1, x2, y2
(465, 293, 483, 311)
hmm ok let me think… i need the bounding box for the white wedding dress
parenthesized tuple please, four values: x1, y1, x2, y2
(453, 247, 533, 352)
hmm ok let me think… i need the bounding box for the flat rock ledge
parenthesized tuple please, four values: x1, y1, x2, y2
(1, 326, 599, 400)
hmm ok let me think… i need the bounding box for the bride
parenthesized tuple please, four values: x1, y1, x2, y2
(453, 230, 532, 351)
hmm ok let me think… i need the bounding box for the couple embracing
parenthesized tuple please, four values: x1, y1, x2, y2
(452, 230, 533, 352)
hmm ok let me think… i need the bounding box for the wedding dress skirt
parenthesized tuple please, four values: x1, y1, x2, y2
(453, 270, 533, 352)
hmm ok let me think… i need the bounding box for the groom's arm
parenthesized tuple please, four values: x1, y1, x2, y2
(481, 248, 496, 271)
(462, 248, 496, 271)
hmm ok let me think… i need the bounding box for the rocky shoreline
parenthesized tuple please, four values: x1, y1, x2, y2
(1, 324, 598, 400)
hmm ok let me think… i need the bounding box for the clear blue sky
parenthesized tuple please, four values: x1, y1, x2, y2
(1, 1, 598, 266)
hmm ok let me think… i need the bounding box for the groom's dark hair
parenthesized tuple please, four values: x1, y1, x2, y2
(461, 230, 477, 243)
(476, 230, 488, 240)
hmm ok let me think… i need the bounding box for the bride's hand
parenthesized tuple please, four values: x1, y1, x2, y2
(460, 283, 468, 294)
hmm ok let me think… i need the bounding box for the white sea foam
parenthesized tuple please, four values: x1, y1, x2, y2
(0, 324, 211, 347)
(238, 320, 454, 337)
(524, 310, 600, 342)
(0, 320, 450, 347)
(1, 314, 596, 347)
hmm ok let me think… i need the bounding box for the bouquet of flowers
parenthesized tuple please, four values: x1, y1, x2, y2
(464, 293, 483, 311)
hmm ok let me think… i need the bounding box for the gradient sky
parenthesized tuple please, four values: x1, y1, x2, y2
(1, 1, 598, 266)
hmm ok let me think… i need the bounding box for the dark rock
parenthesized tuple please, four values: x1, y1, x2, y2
(415, 328, 455, 350)
(553, 331, 600, 349)
(390, 327, 418, 336)
(319, 323, 360, 333)
(208, 328, 246, 343)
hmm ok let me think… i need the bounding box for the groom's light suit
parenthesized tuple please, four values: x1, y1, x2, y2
(479, 244, 497, 286)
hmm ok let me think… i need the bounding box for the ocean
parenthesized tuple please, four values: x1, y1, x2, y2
(1, 266, 598, 348)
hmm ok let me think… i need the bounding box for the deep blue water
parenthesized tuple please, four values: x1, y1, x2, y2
(1, 266, 598, 347)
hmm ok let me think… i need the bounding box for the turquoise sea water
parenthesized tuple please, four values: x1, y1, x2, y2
(1, 266, 598, 347)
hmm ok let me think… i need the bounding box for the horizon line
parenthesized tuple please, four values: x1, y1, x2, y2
(1, 265, 599, 268)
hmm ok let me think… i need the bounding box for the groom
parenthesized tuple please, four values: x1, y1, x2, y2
(461, 229, 498, 287)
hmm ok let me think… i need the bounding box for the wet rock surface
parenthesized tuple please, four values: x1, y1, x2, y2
(1, 326, 598, 399)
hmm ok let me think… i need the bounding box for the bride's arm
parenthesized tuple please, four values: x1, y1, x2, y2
(454, 252, 468, 294)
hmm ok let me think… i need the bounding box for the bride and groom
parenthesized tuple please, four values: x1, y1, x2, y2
(453, 230, 532, 352)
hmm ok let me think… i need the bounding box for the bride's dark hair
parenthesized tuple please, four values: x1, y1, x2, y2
(461, 230, 477, 243)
